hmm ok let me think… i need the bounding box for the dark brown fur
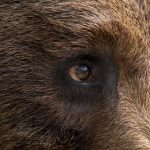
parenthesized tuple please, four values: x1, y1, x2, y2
(0, 0, 150, 149)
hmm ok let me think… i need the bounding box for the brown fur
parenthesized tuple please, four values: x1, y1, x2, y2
(0, 0, 150, 149)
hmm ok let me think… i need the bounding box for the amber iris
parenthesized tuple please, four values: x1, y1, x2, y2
(69, 64, 92, 82)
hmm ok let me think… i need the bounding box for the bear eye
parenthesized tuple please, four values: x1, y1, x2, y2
(69, 64, 93, 83)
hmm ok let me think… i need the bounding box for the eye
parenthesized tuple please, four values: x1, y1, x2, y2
(69, 64, 93, 83)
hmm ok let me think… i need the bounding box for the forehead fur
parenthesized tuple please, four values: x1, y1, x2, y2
(3, 1, 149, 61)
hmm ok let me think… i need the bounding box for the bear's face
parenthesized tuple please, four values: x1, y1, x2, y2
(0, 0, 150, 149)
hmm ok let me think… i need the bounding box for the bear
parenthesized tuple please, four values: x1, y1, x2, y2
(0, 0, 150, 149)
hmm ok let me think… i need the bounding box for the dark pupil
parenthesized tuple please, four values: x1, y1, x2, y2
(76, 65, 91, 81)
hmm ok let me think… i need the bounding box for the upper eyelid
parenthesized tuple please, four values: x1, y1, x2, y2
(66, 55, 99, 66)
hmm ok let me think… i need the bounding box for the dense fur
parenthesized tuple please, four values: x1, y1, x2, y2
(0, 0, 150, 149)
